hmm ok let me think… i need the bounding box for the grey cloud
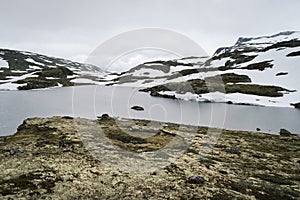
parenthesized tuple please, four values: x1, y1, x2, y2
(0, 0, 299, 67)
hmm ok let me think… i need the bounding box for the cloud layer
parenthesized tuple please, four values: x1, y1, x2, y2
(0, 0, 299, 69)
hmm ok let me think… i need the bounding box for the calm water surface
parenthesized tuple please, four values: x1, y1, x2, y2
(0, 85, 299, 136)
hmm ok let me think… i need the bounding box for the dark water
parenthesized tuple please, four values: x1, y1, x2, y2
(0, 85, 299, 136)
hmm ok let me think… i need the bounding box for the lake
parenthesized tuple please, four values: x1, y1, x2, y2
(0, 85, 299, 136)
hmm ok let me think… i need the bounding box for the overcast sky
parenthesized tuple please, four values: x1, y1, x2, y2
(1, 0, 300, 68)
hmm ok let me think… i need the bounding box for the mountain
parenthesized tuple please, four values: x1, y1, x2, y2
(1, 31, 300, 108)
(137, 31, 300, 108)
(0, 49, 107, 90)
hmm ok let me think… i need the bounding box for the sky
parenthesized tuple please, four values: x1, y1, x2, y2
(0, 0, 300, 71)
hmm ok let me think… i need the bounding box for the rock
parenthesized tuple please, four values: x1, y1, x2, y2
(256, 128, 261, 131)
(8, 149, 20, 155)
(59, 140, 74, 149)
(280, 128, 292, 136)
(98, 114, 111, 120)
(62, 116, 73, 119)
(291, 102, 300, 109)
(252, 152, 263, 159)
(131, 105, 144, 111)
(225, 148, 241, 155)
(219, 170, 228, 175)
(187, 176, 205, 184)
(275, 72, 288, 76)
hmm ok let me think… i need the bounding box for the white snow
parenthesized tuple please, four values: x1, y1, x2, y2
(241, 32, 300, 46)
(158, 91, 203, 101)
(71, 78, 100, 84)
(176, 57, 208, 65)
(28, 65, 42, 70)
(25, 58, 45, 66)
(131, 68, 167, 77)
(124, 32, 300, 108)
(0, 83, 27, 90)
(0, 72, 38, 90)
(45, 77, 59, 80)
(0, 59, 9, 68)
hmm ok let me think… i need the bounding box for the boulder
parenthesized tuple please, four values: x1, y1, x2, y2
(131, 106, 144, 111)
(279, 128, 292, 136)
(187, 176, 205, 184)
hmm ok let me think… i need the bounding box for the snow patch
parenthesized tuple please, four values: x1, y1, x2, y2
(0, 59, 9, 68)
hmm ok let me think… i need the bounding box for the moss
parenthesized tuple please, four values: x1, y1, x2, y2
(225, 84, 292, 97)
(254, 173, 294, 185)
(1, 116, 299, 199)
(98, 118, 177, 152)
(15, 76, 74, 90)
(0, 169, 58, 196)
(36, 66, 74, 79)
(206, 73, 251, 84)
(142, 74, 292, 98)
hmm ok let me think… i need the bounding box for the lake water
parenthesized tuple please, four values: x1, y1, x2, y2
(0, 85, 299, 136)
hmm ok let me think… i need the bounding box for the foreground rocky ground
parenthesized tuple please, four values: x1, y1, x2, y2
(0, 116, 299, 199)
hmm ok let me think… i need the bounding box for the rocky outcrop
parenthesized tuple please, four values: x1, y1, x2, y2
(0, 116, 299, 199)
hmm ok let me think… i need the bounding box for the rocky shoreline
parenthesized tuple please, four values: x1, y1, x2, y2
(0, 116, 299, 199)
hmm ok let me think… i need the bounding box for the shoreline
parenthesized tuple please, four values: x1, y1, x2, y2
(0, 115, 299, 199)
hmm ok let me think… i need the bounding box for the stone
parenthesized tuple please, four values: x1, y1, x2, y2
(225, 148, 241, 155)
(98, 114, 111, 120)
(279, 128, 292, 136)
(187, 176, 205, 184)
(131, 105, 144, 111)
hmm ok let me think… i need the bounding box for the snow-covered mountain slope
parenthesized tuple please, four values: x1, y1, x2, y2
(107, 57, 208, 87)
(138, 31, 300, 108)
(0, 49, 106, 90)
(2, 31, 300, 108)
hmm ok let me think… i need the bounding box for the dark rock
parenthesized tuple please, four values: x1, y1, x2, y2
(225, 148, 241, 155)
(8, 149, 21, 155)
(291, 102, 300, 109)
(256, 128, 261, 131)
(201, 143, 213, 148)
(36, 140, 52, 147)
(98, 114, 111, 120)
(219, 170, 228, 175)
(286, 50, 300, 57)
(275, 72, 288, 76)
(37, 125, 54, 131)
(131, 105, 144, 111)
(187, 176, 205, 184)
(59, 140, 74, 149)
(279, 128, 292, 136)
(252, 152, 263, 159)
(62, 116, 73, 119)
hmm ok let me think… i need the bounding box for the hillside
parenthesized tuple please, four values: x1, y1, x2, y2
(0, 49, 107, 90)
(1, 31, 300, 108)
(137, 31, 300, 108)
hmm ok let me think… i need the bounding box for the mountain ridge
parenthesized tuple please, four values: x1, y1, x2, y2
(1, 31, 300, 108)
